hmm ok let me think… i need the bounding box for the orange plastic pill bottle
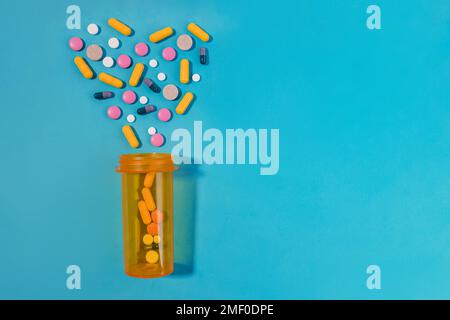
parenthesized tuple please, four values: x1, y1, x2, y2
(116, 153, 177, 278)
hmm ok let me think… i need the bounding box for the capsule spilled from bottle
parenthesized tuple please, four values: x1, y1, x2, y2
(143, 78, 161, 93)
(200, 47, 207, 65)
(94, 91, 114, 100)
(137, 105, 156, 115)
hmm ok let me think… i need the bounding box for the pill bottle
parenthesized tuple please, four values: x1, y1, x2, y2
(116, 153, 177, 278)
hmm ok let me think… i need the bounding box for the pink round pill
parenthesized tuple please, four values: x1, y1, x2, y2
(157, 108, 172, 122)
(117, 54, 132, 68)
(135, 42, 149, 56)
(107, 106, 122, 120)
(162, 47, 177, 61)
(69, 37, 84, 51)
(151, 133, 165, 147)
(122, 90, 137, 104)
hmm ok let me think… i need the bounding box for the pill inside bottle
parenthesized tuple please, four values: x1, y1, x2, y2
(116, 153, 177, 278)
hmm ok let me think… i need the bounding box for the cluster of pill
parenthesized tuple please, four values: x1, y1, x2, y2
(137, 172, 163, 264)
(70, 19, 210, 148)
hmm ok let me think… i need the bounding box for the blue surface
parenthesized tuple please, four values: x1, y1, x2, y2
(0, 0, 449, 299)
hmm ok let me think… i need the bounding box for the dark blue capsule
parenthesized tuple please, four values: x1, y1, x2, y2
(137, 104, 156, 115)
(93, 91, 114, 100)
(143, 78, 161, 93)
(200, 47, 207, 65)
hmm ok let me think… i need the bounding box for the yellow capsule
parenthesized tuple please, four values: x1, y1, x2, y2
(129, 63, 145, 87)
(153, 235, 160, 244)
(146, 250, 159, 264)
(143, 234, 153, 245)
(138, 200, 151, 225)
(187, 23, 210, 42)
(99, 72, 124, 88)
(108, 18, 132, 36)
(142, 188, 156, 211)
(122, 125, 140, 148)
(144, 172, 155, 188)
(149, 27, 174, 43)
(176, 92, 194, 115)
(180, 59, 190, 84)
(74, 56, 94, 79)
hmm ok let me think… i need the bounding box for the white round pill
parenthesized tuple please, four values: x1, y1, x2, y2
(148, 127, 157, 135)
(139, 96, 148, 104)
(157, 72, 166, 81)
(102, 56, 114, 68)
(108, 37, 120, 49)
(192, 73, 201, 82)
(126, 114, 136, 123)
(149, 59, 158, 68)
(87, 23, 99, 35)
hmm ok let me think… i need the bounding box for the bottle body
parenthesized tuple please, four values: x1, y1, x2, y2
(117, 154, 176, 278)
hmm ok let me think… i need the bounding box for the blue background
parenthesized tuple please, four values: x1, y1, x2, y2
(0, 0, 449, 299)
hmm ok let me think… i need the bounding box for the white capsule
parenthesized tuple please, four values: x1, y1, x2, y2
(192, 73, 201, 82)
(126, 114, 136, 123)
(157, 72, 166, 81)
(108, 37, 120, 49)
(149, 59, 158, 68)
(148, 127, 157, 135)
(87, 23, 99, 35)
(139, 96, 149, 104)
(102, 56, 114, 68)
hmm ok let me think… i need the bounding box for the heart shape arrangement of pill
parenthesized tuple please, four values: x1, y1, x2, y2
(69, 19, 210, 148)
